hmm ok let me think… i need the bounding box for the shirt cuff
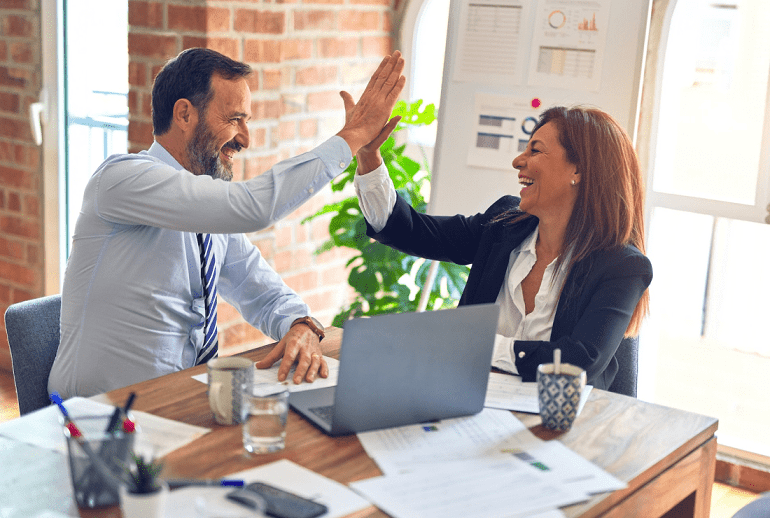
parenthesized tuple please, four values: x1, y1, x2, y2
(353, 163, 397, 233)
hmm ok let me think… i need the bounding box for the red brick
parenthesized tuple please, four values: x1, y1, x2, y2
(263, 68, 283, 90)
(251, 127, 267, 148)
(321, 264, 348, 286)
(278, 120, 295, 140)
(0, 0, 30, 8)
(281, 39, 312, 61)
(128, 120, 154, 147)
(284, 270, 319, 292)
(141, 92, 152, 118)
(293, 10, 335, 31)
(281, 93, 305, 116)
(0, 91, 19, 113)
(23, 194, 38, 217)
(251, 99, 282, 120)
(273, 248, 312, 273)
(220, 320, 265, 347)
(274, 225, 292, 248)
(0, 67, 26, 88)
(362, 36, 392, 57)
(303, 0, 344, 4)
(235, 10, 285, 35)
(217, 299, 240, 323)
(307, 90, 340, 112)
(296, 65, 337, 86)
(318, 37, 358, 58)
(168, 5, 230, 33)
(0, 165, 34, 189)
(299, 119, 317, 138)
(244, 39, 281, 63)
(2, 15, 33, 38)
(9, 41, 32, 64)
(12, 288, 35, 304)
(129, 1, 164, 29)
(338, 11, 379, 31)
(128, 33, 178, 59)
(0, 215, 39, 240)
(0, 237, 24, 260)
(0, 40, 7, 61)
(182, 37, 239, 60)
(350, 0, 390, 5)
(7, 192, 19, 212)
(384, 10, 393, 32)
(26, 243, 39, 265)
(128, 62, 146, 87)
(0, 117, 29, 140)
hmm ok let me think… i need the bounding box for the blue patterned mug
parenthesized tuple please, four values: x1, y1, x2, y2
(537, 362, 586, 431)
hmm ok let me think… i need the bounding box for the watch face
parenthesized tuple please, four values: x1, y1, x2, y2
(309, 316, 324, 332)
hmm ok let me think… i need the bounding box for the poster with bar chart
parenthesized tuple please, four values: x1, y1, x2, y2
(527, 0, 611, 91)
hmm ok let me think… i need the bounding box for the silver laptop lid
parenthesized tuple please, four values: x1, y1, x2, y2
(328, 303, 500, 435)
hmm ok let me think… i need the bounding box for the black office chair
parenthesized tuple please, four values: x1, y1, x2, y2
(733, 492, 770, 518)
(607, 336, 638, 398)
(4, 294, 62, 415)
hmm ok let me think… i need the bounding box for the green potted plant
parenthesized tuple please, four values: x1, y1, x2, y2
(304, 100, 469, 326)
(119, 453, 168, 518)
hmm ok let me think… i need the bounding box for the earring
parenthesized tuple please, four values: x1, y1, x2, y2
(571, 180, 576, 186)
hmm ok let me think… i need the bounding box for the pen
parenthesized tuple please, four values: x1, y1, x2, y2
(120, 392, 137, 433)
(105, 391, 137, 433)
(165, 479, 245, 490)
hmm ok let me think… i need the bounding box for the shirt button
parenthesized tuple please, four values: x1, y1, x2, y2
(339, 161, 346, 168)
(518, 351, 526, 358)
(308, 187, 315, 194)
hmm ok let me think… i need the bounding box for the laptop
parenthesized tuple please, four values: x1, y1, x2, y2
(290, 303, 500, 436)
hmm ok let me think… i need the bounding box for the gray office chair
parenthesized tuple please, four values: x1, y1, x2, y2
(4, 294, 62, 415)
(733, 492, 770, 518)
(607, 336, 638, 398)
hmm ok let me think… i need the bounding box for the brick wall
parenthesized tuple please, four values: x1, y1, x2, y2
(128, 0, 397, 355)
(0, 0, 42, 372)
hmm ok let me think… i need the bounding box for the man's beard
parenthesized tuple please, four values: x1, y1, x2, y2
(186, 121, 238, 182)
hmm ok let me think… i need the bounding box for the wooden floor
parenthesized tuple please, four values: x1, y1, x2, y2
(0, 369, 760, 517)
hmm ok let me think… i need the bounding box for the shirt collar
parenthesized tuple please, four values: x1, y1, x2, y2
(147, 141, 186, 171)
(519, 224, 539, 255)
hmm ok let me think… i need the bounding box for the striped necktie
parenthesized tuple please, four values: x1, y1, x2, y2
(196, 233, 219, 365)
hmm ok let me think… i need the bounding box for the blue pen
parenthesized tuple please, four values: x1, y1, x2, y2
(165, 479, 245, 490)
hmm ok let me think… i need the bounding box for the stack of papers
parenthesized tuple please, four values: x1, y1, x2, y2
(0, 397, 209, 458)
(351, 408, 625, 518)
(192, 357, 340, 393)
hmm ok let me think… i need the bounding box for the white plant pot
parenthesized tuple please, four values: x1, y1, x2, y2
(119, 481, 169, 518)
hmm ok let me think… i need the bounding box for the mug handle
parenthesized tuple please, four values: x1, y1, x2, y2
(209, 382, 227, 421)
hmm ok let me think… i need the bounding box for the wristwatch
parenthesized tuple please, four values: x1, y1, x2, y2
(290, 316, 325, 342)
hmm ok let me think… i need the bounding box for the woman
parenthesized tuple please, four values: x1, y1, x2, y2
(353, 106, 652, 390)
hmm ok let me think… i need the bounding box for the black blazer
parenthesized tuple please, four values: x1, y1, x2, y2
(366, 195, 653, 390)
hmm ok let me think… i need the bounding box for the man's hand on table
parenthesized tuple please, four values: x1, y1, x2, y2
(255, 324, 329, 384)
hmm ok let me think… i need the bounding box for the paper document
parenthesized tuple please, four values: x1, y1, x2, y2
(351, 457, 584, 518)
(192, 357, 339, 392)
(485, 371, 593, 414)
(0, 397, 209, 458)
(164, 459, 370, 518)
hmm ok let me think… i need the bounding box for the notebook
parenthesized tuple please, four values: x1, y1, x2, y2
(289, 303, 500, 436)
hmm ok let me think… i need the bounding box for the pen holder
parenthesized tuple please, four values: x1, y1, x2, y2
(63, 414, 135, 508)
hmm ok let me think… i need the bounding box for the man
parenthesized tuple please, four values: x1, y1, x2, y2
(49, 47, 405, 398)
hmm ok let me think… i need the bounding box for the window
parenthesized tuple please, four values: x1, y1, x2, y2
(640, 0, 770, 459)
(401, 0, 450, 148)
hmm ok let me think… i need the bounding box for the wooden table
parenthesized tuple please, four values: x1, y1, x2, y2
(4, 328, 719, 517)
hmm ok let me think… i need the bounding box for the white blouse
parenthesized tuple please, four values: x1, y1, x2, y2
(354, 163, 569, 374)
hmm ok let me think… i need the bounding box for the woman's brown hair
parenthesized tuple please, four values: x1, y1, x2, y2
(496, 106, 649, 336)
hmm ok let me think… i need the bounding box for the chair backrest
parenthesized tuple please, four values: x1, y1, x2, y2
(607, 336, 638, 398)
(4, 294, 62, 415)
(733, 492, 770, 518)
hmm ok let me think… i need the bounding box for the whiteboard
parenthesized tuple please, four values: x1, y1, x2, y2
(428, 0, 652, 216)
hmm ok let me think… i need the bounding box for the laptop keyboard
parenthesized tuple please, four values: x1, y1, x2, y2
(309, 405, 334, 424)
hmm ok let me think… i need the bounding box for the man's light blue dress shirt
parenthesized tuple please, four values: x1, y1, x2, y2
(49, 137, 351, 398)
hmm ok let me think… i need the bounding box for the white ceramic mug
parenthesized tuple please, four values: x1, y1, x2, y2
(207, 357, 254, 425)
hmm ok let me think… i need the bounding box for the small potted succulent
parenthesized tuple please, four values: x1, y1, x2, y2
(119, 453, 168, 518)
